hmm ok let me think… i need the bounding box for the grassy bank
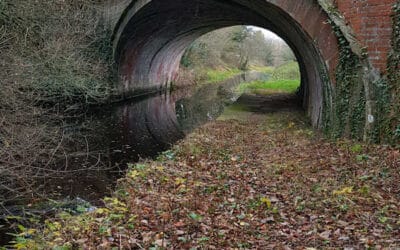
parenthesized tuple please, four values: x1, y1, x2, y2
(10, 102, 399, 249)
(175, 68, 243, 88)
(270, 61, 300, 81)
(238, 79, 300, 95)
(239, 61, 301, 95)
(205, 68, 242, 83)
(180, 60, 300, 88)
(249, 65, 275, 74)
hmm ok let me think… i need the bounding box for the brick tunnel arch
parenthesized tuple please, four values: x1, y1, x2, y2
(113, 0, 340, 128)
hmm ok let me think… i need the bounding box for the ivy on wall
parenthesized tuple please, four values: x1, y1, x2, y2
(319, 0, 397, 144)
(386, 3, 400, 143)
(324, 21, 366, 140)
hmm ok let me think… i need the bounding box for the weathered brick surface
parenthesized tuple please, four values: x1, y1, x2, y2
(336, 0, 395, 72)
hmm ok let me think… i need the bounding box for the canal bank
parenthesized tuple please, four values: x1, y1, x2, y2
(5, 92, 399, 249)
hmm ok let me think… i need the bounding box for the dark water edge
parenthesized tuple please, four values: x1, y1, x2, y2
(0, 72, 267, 245)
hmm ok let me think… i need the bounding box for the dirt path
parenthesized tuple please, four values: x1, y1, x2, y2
(15, 94, 400, 249)
(234, 93, 303, 113)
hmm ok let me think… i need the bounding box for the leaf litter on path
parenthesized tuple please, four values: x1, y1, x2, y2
(19, 95, 400, 249)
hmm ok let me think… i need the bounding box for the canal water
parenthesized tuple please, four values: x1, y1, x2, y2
(0, 72, 267, 244)
(49, 72, 266, 202)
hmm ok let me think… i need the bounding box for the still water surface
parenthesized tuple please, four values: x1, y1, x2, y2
(47, 72, 267, 202)
(0, 72, 268, 244)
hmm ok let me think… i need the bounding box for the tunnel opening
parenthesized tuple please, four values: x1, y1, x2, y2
(113, 0, 339, 128)
(179, 26, 301, 88)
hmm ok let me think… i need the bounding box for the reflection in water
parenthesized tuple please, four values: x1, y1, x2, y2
(46, 92, 187, 202)
(0, 72, 269, 243)
(176, 73, 252, 133)
(17, 72, 268, 204)
(48, 72, 267, 201)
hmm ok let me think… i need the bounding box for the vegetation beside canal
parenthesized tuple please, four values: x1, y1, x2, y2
(0, 0, 119, 208)
(202, 61, 301, 92)
(238, 61, 301, 95)
(205, 68, 243, 83)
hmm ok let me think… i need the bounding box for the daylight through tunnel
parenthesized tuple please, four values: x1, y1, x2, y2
(113, 0, 340, 128)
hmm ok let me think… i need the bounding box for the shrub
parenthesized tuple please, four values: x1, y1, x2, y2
(0, 0, 116, 204)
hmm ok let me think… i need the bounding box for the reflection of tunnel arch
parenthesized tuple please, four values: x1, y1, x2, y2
(113, 0, 339, 128)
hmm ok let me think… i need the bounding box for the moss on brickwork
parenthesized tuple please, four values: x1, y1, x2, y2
(321, 2, 395, 144)
(324, 22, 366, 140)
(329, 37, 392, 143)
(386, 3, 400, 143)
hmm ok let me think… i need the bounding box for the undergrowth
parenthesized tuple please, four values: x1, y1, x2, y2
(1, 1, 116, 106)
(270, 61, 300, 81)
(249, 65, 274, 74)
(0, 0, 116, 204)
(205, 68, 242, 83)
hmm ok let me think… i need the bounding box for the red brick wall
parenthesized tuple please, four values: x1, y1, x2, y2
(335, 0, 394, 73)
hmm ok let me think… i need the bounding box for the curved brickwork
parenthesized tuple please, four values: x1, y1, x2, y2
(112, 0, 396, 129)
(113, 0, 342, 127)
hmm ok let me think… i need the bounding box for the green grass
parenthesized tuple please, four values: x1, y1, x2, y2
(206, 68, 242, 83)
(218, 103, 252, 121)
(237, 61, 301, 95)
(249, 66, 275, 74)
(203, 61, 299, 85)
(271, 61, 300, 81)
(238, 79, 300, 95)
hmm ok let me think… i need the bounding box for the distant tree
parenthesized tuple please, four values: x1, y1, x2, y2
(244, 29, 275, 66)
(180, 25, 295, 70)
(181, 42, 209, 68)
(273, 41, 297, 66)
(231, 26, 251, 43)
